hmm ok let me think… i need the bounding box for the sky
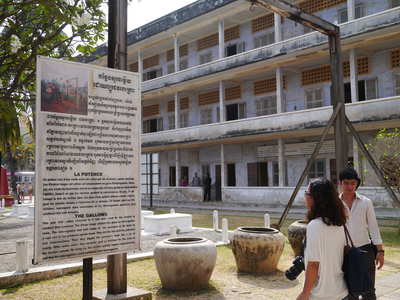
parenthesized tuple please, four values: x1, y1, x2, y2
(126, 0, 198, 31)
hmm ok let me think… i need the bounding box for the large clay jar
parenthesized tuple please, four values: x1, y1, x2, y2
(232, 227, 285, 274)
(154, 237, 217, 291)
(287, 220, 308, 257)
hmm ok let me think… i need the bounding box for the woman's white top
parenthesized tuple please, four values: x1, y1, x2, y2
(305, 218, 348, 300)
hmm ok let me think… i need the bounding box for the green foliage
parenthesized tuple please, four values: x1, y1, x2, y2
(0, 0, 107, 150)
(367, 128, 400, 193)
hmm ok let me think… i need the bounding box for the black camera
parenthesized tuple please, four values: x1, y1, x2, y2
(285, 256, 305, 281)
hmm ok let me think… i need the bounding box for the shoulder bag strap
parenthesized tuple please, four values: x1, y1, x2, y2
(343, 224, 355, 248)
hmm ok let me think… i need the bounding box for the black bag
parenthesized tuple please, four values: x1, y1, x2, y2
(342, 225, 373, 299)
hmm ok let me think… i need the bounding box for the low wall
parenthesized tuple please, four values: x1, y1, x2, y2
(222, 187, 398, 208)
(156, 186, 398, 208)
(159, 187, 203, 202)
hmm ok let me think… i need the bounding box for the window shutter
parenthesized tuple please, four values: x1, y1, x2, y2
(365, 79, 377, 100)
(394, 74, 400, 95)
(238, 103, 246, 119)
(157, 118, 163, 131)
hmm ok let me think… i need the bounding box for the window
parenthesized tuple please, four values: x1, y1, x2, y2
(256, 96, 277, 116)
(247, 162, 268, 186)
(358, 79, 377, 101)
(143, 69, 162, 81)
(180, 166, 189, 186)
(305, 88, 323, 108)
(227, 163, 236, 187)
(394, 73, 400, 96)
(309, 160, 325, 180)
(355, 4, 366, 19)
(344, 82, 352, 103)
(169, 166, 176, 187)
(341, 79, 377, 102)
(168, 115, 175, 130)
(180, 59, 188, 70)
(200, 108, 212, 125)
(225, 42, 246, 57)
(254, 32, 275, 48)
(143, 118, 163, 133)
(141, 153, 159, 195)
(272, 161, 279, 186)
(226, 103, 246, 121)
(392, 0, 400, 8)
(180, 111, 189, 128)
(338, 4, 365, 23)
(167, 64, 175, 74)
(199, 52, 212, 65)
(338, 8, 348, 23)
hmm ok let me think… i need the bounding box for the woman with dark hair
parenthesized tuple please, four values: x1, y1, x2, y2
(296, 178, 348, 300)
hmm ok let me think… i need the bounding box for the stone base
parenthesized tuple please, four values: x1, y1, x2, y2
(93, 287, 152, 300)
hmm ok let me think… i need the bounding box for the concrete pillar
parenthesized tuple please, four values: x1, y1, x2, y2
(276, 67, 284, 113)
(349, 49, 358, 103)
(174, 92, 180, 129)
(347, 0, 355, 21)
(174, 34, 179, 72)
(175, 149, 180, 186)
(264, 213, 270, 228)
(138, 50, 143, 81)
(222, 218, 229, 243)
(218, 19, 224, 59)
(278, 139, 286, 186)
(219, 81, 225, 122)
(170, 208, 175, 214)
(221, 144, 225, 188)
(274, 13, 282, 43)
(1, 198, 4, 208)
(16, 240, 29, 273)
(213, 210, 219, 231)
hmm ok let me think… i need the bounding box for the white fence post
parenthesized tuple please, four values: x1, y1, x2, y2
(213, 210, 219, 231)
(16, 240, 29, 273)
(264, 213, 270, 228)
(222, 218, 229, 243)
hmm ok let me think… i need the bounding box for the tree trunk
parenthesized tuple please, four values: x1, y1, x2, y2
(6, 142, 18, 199)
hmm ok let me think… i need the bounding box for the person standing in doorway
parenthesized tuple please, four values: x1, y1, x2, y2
(191, 172, 201, 186)
(339, 167, 384, 300)
(203, 173, 211, 202)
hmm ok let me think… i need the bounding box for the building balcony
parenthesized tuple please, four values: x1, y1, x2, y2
(141, 97, 400, 152)
(142, 7, 400, 96)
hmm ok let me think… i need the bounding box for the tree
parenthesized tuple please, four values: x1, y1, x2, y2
(0, 0, 107, 195)
(367, 128, 400, 194)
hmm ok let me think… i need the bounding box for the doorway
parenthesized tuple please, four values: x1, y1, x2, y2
(215, 165, 221, 201)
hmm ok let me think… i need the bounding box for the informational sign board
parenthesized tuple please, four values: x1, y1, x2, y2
(34, 56, 141, 264)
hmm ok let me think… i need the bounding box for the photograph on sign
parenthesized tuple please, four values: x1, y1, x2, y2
(34, 56, 141, 264)
(40, 62, 88, 115)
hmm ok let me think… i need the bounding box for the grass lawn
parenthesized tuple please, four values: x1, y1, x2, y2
(1, 211, 399, 299)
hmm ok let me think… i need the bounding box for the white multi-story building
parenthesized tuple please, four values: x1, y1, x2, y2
(89, 0, 400, 209)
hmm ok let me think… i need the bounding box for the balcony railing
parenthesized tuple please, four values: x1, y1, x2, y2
(141, 96, 400, 150)
(142, 7, 400, 93)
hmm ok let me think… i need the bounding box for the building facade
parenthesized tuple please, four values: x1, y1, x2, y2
(89, 0, 400, 209)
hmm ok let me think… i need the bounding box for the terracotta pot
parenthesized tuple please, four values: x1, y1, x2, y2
(287, 220, 308, 257)
(154, 237, 217, 291)
(232, 227, 285, 274)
